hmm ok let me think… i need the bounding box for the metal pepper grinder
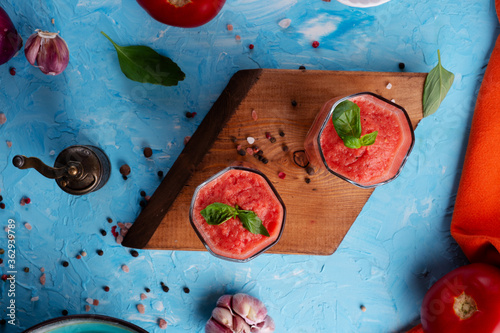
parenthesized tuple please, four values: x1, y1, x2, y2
(12, 145, 111, 195)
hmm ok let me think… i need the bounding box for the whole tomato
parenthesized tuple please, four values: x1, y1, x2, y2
(136, 0, 226, 28)
(421, 263, 500, 333)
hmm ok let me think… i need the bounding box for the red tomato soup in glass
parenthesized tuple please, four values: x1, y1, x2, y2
(190, 166, 286, 262)
(304, 92, 414, 188)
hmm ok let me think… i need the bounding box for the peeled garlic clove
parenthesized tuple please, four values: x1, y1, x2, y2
(250, 315, 275, 333)
(211, 307, 233, 330)
(24, 29, 69, 75)
(232, 294, 268, 326)
(205, 318, 233, 333)
(233, 315, 252, 333)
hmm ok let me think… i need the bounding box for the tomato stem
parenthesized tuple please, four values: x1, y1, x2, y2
(453, 292, 478, 320)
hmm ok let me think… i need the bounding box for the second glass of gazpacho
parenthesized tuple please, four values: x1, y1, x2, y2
(189, 165, 286, 262)
(304, 92, 415, 188)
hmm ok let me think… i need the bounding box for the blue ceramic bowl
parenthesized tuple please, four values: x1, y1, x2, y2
(22, 315, 148, 333)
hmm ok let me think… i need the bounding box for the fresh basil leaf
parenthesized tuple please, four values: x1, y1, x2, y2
(342, 136, 362, 149)
(360, 131, 378, 146)
(332, 100, 362, 139)
(200, 203, 237, 225)
(101, 31, 185, 86)
(237, 210, 270, 237)
(423, 50, 454, 117)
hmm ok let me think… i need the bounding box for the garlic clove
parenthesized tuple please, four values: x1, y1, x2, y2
(37, 34, 69, 75)
(211, 307, 233, 330)
(24, 33, 41, 65)
(232, 294, 268, 326)
(205, 318, 233, 333)
(216, 294, 233, 310)
(250, 315, 275, 333)
(233, 315, 252, 333)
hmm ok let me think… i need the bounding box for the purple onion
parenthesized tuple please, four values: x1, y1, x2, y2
(0, 6, 23, 66)
(24, 29, 69, 75)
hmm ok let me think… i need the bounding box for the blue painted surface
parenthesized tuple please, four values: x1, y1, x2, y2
(0, 0, 498, 332)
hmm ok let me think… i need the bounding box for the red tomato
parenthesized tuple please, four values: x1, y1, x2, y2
(136, 0, 226, 28)
(421, 263, 500, 333)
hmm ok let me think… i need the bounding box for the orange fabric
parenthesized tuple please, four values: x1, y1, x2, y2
(450, 1, 500, 265)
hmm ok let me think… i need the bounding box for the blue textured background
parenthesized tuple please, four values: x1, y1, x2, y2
(0, 0, 498, 332)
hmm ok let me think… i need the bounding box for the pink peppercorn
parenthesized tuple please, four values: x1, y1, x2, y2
(9, 67, 15, 76)
(249, 44, 254, 50)
(278, 172, 286, 179)
(312, 41, 320, 48)
(25, 197, 31, 204)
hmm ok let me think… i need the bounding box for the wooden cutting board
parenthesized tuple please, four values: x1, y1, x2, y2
(122, 69, 426, 255)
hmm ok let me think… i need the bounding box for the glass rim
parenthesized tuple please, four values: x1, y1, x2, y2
(189, 165, 287, 263)
(316, 92, 416, 189)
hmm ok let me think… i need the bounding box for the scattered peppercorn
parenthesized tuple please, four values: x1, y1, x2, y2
(162, 285, 169, 292)
(157, 170, 164, 178)
(0, 259, 3, 264)
(0, 249, 4, 255)
(262, 158, 269, 164)
(107, 217, 113, 223)
(104, 286, 110, 292)
(62, 261, 69, 267)
(249, 44, 254, 50)
(282, 145, 289, 152)
(24, 267, 29, 273)
(100, 229, 107, 236)
(360, 305, 367, 312)
(62, 310, 68, 316)
(9, 67, 16, 76)
(143, 147, 153, 158)
(119, 164, 131, 176)
(299, 65, 306, 70)
(306, 166, 315, 175)
(122, 175, 128, 180)
(279, 130, 285, 137)
(269, 137, 276, 143)
(291, 100, 297, 107)
(97, 250, 104, 256)
(398, 62, 405, 70)
(140, 191, 146, 197)
(237, 149, 246, 156)
(265, 132, 271, 139)
(130, 250, 139, 257)
(24, 197, 31, 204)
(278, 172, 286, 179)
(312, 41, 320, 48)
(185, 111, 197, 118)
(183, 287, 190, 294)
(139, 200, 147, 208)
(305, 177, 311, 184)
(0, 203, 5, 209)
(0, 195, 3, 201)
(0, 319, 6, 325)
(93, 299, 99, 306)
(145, 287, 151, 293)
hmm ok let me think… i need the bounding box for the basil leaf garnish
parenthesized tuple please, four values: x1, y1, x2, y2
(200, 203, 270, 237)
(237, 210, 270, 237)
(423, 50, 454, 117)
(332, 100, 377, 148)
(343, 136, 362, 149)
(332, 100, 362, 139)
(200, 203, 237, 225)
(360, 131, 378, 146)
(101, 31, 185, 87)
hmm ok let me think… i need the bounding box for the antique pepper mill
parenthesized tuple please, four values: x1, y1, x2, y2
(12, 145, 111, 195)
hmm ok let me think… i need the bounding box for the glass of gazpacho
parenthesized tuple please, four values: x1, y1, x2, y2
(189, 165, 286, 262)
(304, 92, 415, 188)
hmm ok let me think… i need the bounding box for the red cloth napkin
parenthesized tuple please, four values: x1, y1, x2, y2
(450, 0, 500, 265)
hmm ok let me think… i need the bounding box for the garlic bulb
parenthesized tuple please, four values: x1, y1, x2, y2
(206, 294, 275, 333)
(24, 29, 69, 75)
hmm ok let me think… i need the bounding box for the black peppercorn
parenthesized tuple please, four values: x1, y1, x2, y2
(62, 261, 69, 267)
(62, 310, 68, 316)
(183, 287, 190, 294)
(398, 62, 405, 70)
(97, 250, 104, 256)
(100, 229, 107, 236)
(130, 250, 139, 257)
